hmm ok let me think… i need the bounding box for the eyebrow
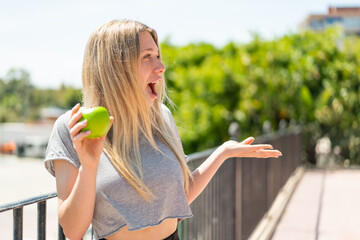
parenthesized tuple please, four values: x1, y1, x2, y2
(140, 47, 159, 53)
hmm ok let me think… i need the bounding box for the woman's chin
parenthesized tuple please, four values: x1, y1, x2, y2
(147, 93, 158, 106)
(147, 97, 155, 107)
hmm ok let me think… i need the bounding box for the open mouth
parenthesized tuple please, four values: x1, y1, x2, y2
(147, 82, 158, 98)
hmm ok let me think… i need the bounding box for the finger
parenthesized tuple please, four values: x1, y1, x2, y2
(274, 150, 282, 156)
(69, 110, 84, 129)
(70, 119, 88, 137)
(241, 137, 254, 145)
(251, 144, 274, 150)
(255, 149, 282, 158)
(109, 116, 114, 128)
(98, 116, 115, 141)
(73, 130, 91, 142)
(70, 103, 81, 118)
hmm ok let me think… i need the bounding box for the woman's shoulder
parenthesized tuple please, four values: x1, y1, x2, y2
(45, 110, 79, 177)
(160, 103, 171, 115)
(52, 110, 72, 130)
(160, 104, 174, 124)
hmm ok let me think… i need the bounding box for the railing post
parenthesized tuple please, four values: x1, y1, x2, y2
(37, 201, 46, 240)
(228, 122, 243, 240)
(0, 192, 58, 240)
(235, 157, 242, 240)
(279, 119, 287, 131)
(13, 207, 23, 240)
(262, 120, 271, 134)
(228, 122, 240, 141)
(58, 224, 66, 240)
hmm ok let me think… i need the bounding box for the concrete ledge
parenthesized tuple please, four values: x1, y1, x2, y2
(248, 166, 306, 240)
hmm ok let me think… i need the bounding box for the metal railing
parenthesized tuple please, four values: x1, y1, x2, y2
(0, 192, 65, 240)
(178, 126, 302, 240)
(1, 125, 301, 240)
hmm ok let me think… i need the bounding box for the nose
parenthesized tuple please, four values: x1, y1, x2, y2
(155, 59, 166, 74)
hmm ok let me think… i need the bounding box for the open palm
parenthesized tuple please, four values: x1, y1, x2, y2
(221, 137, 282, 159)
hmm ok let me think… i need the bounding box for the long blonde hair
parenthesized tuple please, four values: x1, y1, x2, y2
(81, 20, 192, 200)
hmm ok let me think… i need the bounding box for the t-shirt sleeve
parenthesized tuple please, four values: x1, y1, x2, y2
(161, 104, 189, 163)
(44, 111, 81, 177)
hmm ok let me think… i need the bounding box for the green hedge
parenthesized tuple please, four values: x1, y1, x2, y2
(162, 26, 360, 164)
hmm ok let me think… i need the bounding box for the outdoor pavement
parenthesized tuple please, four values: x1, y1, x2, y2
(0, 154, 92, 240)
(271, 168, 360, 240)
(0, 154, 58, 240)
(1, 154, 360, 240)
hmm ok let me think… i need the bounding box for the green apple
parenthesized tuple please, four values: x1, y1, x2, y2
(80, 106, 110, 139)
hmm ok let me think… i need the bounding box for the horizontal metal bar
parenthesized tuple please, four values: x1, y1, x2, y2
(0, 192, 57, 213)
(187, 127, 301, 163)
(188, 147, 217, 162)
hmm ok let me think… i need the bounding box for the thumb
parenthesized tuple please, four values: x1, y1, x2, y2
(241, 137, 254, 145)
(109, 116, 115, 128)
(100, 116, 114, 140)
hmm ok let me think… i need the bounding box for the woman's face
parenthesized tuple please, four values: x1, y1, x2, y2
(139, 31, 166, 106)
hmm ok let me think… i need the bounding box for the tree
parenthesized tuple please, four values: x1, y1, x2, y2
(0, 69, 82, 123)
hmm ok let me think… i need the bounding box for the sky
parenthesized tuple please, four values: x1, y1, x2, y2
(0, 0, 359, 89)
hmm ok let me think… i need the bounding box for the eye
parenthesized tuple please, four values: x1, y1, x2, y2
(143, 54, 151, 59)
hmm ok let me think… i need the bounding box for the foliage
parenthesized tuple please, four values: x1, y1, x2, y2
(161, 26, 360, 164)
(0, 69, 82, 122)
(2, 26, 360, 164)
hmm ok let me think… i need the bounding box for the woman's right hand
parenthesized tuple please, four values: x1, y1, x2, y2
(68, 103, 113, 169)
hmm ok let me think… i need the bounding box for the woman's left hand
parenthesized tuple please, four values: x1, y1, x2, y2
(220, 137, 282, 160)
(186, 136, 283, 203)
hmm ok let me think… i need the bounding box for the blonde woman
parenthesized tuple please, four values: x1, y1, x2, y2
(44, 20, 282, 240)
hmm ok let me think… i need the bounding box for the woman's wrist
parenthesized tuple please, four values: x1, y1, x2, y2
(213, 144, 229, 163)
(79, 161, 99, 175)
(217, 140, 239, 161)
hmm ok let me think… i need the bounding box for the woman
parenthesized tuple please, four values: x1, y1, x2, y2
(44, 20, 282, 240)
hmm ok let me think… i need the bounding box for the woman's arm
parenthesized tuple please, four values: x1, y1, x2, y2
(54, 104, 113, 239)
(186, 137, 282, 204)
(54, 160, 98, 240)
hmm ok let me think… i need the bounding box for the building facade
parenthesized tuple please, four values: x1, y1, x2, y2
(300, 6, 360, 35)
